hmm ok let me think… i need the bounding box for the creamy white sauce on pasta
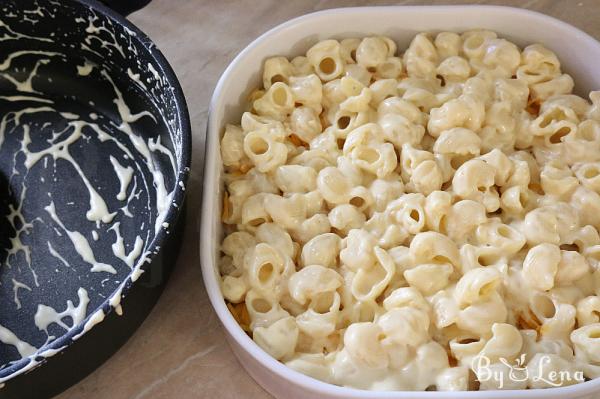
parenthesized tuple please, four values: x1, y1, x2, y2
(219, 31, 600, 391)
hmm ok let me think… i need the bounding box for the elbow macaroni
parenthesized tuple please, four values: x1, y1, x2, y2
(218, 31, 600, 392)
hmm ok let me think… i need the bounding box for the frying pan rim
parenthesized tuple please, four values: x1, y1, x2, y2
(0, 0, 192, 381)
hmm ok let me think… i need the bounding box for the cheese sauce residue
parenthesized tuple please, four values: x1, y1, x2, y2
(0, 2, 182, 384)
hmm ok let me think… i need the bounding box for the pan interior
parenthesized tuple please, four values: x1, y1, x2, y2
(0, 0, 182, 376)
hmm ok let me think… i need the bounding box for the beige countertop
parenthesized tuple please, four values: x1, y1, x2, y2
(55, 0, 600, 398)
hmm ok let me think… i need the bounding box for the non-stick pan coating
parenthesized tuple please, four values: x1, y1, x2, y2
(0, 0, 189, 393)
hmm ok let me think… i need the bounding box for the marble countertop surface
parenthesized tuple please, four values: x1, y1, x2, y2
(55, 0, 600, 398)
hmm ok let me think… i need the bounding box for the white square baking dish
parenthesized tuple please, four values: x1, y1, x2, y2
(201, 6, 600, 398)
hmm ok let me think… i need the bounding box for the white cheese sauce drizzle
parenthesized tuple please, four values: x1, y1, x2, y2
(121, 176, 139, 218)
(47, 241, 71, 270)
(127, 67, 147, 91)
(34, 288, 89, 334)
(76, 61, 94, 77)
(71, 308, 104, 341)
(11, 279, 32, 310)
(45, 201, 116, 275)
(108, 222, 143, 269)
(0, 325, 36, 358)
(25, 121, 117, 224)
(0, 19, 52, 43)
(81, 15, 125, 58)
(5, 183, 39, 287)
(109, 155, 134, 201)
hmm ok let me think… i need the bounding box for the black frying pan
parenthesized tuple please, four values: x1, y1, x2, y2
(0, 1, 191, 397)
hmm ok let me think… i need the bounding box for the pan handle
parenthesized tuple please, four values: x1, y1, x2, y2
(98, 0, 152, 16)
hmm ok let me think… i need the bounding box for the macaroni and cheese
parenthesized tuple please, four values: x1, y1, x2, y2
(218, 30, 600, 391)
